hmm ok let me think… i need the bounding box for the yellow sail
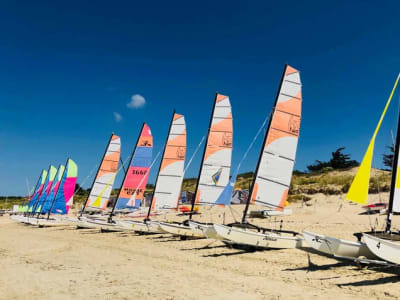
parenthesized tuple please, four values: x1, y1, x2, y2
(346, 74, 400, 204)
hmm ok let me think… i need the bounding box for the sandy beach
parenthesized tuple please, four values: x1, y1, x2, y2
(1, 195, 400, 300)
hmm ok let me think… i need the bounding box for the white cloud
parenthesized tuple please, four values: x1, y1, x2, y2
(113, 112, 123, 122)
(127, 94, 146, 109)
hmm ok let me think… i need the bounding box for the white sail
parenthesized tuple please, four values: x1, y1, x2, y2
(86, 135, 121, 211)
(250, 65, 302, 210)
(153, 113, 186, 210)
(196, 94, 233, 205)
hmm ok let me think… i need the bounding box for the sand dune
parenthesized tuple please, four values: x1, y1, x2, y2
(1, 196, 400, 299)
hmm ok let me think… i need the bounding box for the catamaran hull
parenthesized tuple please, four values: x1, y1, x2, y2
(188, 220, 226, 240)
(159, 222, 205, 238)
(303, 231, 376, 259)
(213, 223, 306, 249)
(363, 233, 400, 264)
(117, 220, 162, 233)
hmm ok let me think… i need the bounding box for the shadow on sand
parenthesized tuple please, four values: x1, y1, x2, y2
(337, 274, 400, 287)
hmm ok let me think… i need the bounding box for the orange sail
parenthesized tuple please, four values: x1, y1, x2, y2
(250, 64, 302, 211)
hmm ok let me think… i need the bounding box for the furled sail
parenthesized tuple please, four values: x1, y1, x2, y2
(50, 159, 78, 214)
(346, 75, 400, 205)
(41, 164, 65, 213)
(24, 169, 47, 212)
(152, 113, 186, 210)
(86, 134, 121, 211)
(250, 65, 302, 211)
(195, 93, 233, 205)
(34, 165, 57, 213)
(115, 124, 153, 210)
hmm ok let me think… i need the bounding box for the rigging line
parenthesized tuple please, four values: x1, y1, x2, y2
(225, 113, 269, 221)
(72, 163, 98, 198)
(183, 135, 206, 174)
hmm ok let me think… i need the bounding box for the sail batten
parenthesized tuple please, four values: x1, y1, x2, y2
(249, 64, 302, 211)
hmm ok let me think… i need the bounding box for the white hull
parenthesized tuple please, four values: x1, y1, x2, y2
(364, 233, 400, 264)
(303, 230, 376, 259)
(213, 223, 306, 249)
(159, 222, 205, 238)
(36, 217, 67, 227)
(117, 220, 162, 233)
(188, 220, 226, 240)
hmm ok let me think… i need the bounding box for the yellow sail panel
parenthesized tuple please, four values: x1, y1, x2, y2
(346, 74, 400, 204)
(345, 140, 375, 204)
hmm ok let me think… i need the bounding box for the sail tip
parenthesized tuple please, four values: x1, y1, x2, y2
(285, 65, 299, 75)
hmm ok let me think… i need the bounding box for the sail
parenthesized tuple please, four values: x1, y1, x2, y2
(346, 75, 400, 205)
(196, 93, 233, 205)
(250, 65, 302, 211)
(41, 164, 65, 213)
(24, 169, 47, 212)
(35, 165, 57, 213)
(152, 113, 186, 210)
(51, 159, 78, 214)
(86, 134, 121, 211)
(115, 124, 153, 210)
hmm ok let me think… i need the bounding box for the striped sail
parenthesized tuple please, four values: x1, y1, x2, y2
(41, 164, 65, 213)
(250, 65, 302, 211)
(196, 93, 233, 205)
(115, 124, 153, 210)
(153, 113, 186, 210)
(35, 165, 57, 213)
(51, 159, 78, 214)
(24, 169, 47, 212)
(346, 75, 400, 205)
(86, 134, 121, 211)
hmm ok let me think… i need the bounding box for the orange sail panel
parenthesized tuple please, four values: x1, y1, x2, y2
(86, 134, 121, 210)
(152, 113, 186, 210)
(250, 65, 302, 210)
(196, 93, 233, 205)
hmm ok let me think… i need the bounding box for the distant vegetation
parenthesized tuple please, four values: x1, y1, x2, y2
(383, 145, 394, 170)
(306, 147, 359, 172)
(0, 147, 394, 209)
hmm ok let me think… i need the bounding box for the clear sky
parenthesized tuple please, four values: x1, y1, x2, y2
(1, 1, 400, 195)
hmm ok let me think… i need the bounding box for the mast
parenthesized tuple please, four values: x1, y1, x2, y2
(146, 110, 176, 220)
(189, 93, 218, 220)
(386, 85, 400, 233)
(79, 133, 114, 218)
(108, 123, 145, 223)
(241, 64, 287, 224)
(47, 160, 68, 220)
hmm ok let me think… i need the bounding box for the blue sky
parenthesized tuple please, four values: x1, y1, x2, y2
(1, 1, 400, 195)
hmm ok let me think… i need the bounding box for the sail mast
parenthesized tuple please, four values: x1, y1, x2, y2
(79, 133, 114, 218)
(109, 123, 145, 222)
(189, 93, 218, 220)
(241, 64, 287, 223)
(47, 159, 68, 220)
(386, 74, 400, 233)
(146, 111, 176, 220)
